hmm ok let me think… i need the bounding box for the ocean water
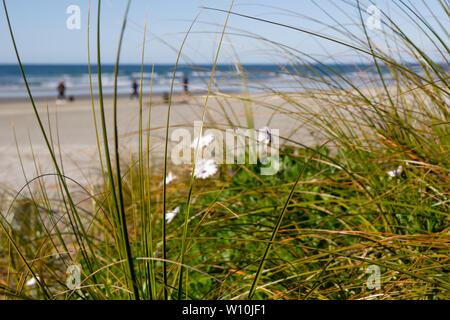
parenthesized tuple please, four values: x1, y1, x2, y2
(0, 63, 403, 99)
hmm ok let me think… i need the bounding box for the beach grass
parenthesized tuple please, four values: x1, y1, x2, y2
(0, 0, 448, 300)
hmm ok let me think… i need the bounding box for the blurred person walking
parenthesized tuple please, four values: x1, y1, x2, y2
(131, 79, 139, 99)
(183, 73, 189, 94)
(57, 80, 66, 100)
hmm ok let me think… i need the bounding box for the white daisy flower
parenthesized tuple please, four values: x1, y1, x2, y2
(387, 165, 403, 178)
(193, 159, 218, 179)
(257, 126, 272, 145)
(160, 172, 176, 186)
(191, 134, 214, 149)
(166, 206, 180, 224)
(25, 276, 39, 287)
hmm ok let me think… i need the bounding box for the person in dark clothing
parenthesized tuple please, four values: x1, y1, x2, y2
(57, 80, 66, 100)
(182, 73, 189, 94)
(131, 79, 139, 99)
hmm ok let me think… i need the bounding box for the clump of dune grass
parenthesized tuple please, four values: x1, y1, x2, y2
(0, 0, 448, 300)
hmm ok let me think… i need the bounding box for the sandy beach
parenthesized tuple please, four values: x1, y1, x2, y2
(0, 92, 320, 193)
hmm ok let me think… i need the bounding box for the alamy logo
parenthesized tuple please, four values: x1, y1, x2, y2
(66, 5, 81, 30)
(171, 122, 280, 175)
(366, 265, 381, 290)
(66, 264, 81, 290)
(366, 5, 382, 31)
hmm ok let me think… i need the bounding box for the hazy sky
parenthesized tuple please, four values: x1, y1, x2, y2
(0, 0, 447, 64)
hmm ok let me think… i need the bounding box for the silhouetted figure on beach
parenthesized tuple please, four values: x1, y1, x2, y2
(57, 80, 66, 100)
(131, 79, 139, 99)
(183, 73, 189, 94)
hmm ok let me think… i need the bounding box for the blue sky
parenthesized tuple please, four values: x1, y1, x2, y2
(0, 0, 447, 64)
